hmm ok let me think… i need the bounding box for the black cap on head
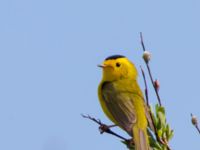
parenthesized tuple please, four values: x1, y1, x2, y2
(105, 55, 125, 61)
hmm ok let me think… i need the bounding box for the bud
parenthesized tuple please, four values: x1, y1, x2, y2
(154, 79, 160, 91)
(191, 114, 198, 126)
(143, 51, 151, 63)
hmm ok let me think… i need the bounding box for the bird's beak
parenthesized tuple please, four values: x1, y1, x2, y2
(97, 64, 106, 68)
(98, 64, 113, 69)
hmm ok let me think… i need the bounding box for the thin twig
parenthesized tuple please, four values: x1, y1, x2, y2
(140, 66, 171, 150)
(140, 32, 146, 52)
(140, 32, 162, 106)
(140, 66, 149, 106)
(81, 114, 128, 141)
(140, 33, 171, 150)
(195, 125, 200, 134)
(146, 65, 162, 106)
(191, 113, 200, 134)
(140, 66, 156, 133)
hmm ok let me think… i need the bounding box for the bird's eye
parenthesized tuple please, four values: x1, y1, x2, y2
(116, 62, 121, 67)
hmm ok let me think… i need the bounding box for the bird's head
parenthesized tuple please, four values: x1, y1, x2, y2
(98, 55, 138, 82)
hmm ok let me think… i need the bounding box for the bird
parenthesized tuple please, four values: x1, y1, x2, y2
(98, 55, 149, 150)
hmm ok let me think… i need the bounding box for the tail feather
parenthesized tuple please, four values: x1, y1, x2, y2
(133, 127, 149, 150)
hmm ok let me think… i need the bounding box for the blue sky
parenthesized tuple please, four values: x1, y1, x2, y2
(0, 0, 200, 150)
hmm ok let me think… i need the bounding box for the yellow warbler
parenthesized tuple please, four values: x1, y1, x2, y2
(98, 55, 149, 150)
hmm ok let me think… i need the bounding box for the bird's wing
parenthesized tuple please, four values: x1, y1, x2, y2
(119, 79, 155, 132)
(101, 81, 137, 135)
(98, 82, 117, 124)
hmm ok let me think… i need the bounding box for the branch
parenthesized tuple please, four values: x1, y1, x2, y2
(140, 67, 171, 150)
(140, 33, 173, 150)
(191, 113, 200, 134)
(140, 32, 162, 106)
(140, 66, 149, 106)
(81, 114, 128, 141)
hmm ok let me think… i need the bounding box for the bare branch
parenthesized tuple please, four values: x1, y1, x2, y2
(140, 32, 146, 52)
(81, 114, 128, 141)
(191, 113, 200, 134)
(140, 66, 149, 106)
(140, 32, 162, 106)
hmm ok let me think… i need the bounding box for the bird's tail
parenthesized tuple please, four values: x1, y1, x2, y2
(133, 126, 149, 150)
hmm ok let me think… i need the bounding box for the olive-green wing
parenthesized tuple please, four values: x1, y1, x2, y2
(101, 81, 136, 135)
(115, 79, 155, 132)
(98, 82, 117, 124)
